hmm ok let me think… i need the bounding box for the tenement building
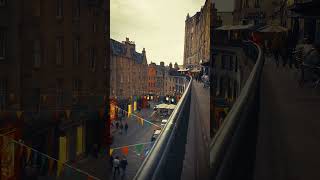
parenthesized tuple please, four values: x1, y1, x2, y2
(183, 0, 211, 68)
(110, 38, 148, 99)
(0, 0, 108, 178)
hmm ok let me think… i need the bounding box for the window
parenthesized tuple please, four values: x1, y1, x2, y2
(235, 56, 238, 72)
(93, 23, 96, 33)
(89, 48, 96, 70)
(0, 29, 6, 60)
(72, 79, 82, 96)
(33, 40, 41, 68)
(73, 0, 80, 18)
(56, 79, 63, 105)
(229, 56, 233, 71)
(0, 80, 7, 110)
(56, 37, 64, 65)
(254, 0, 260, 8)
(0, 0, 7, 7)
(56, 0, 63, 17)
(221, 55, 227, 69)
(73, 37, 80, 65)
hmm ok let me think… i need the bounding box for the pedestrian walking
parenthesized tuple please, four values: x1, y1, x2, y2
(124, 123, 128, 134)
(113, 156, 120, 178)
(271, 35, 281, 67)
(119, 123, 123, 135)
(120, 156, 128, 177)
(109, 155, 114, 170)
(116, 121, 119, 129)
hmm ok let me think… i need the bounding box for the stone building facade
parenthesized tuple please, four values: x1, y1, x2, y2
(233, 0, 287, 25)
(183, 0, 212, 67)
(110, 38, 148, 99)
(0, 0, 108, 176)
(147, 62, 157, 95)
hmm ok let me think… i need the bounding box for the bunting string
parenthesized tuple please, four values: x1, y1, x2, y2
(0, 133, 101, 180)
(114, 106, 161, 128)
(110, 141, 154, 150)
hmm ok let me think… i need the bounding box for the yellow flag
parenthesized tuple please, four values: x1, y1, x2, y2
(109, 148, 114, 156)
(16, 111, 23, 120)
(134, 101, 137, 111)
(26, 147, 31, 162)
(141, 118, 144, 126)
(128, 105, 132, 117)
(65, 110, 71, 119)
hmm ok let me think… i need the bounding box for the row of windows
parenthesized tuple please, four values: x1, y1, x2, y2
(32, 38, 104, 70)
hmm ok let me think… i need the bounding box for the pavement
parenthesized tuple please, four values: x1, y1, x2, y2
(68, 102, 160, 180)
(181, 80, 210, 180)
(254, 56, 320, 180)
(109, 102, 160, 180)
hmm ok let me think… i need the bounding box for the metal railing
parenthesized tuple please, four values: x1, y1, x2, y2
(133, 77, 193, 180)
(210, 41, 264, 180)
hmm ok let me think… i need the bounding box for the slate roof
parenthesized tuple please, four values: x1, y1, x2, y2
(110, 39, 145, 64)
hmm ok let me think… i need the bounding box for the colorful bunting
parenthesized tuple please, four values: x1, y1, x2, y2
(134, 101, 137, 112)
(128, 105, 132, 117)
(121, 146, 129, 156)
(109, 148, 114, 156)
(26, 147, 32, 163)
(88, 175, 94, 180)
(135, 144, 144, 155)
(16, 111, 23, 120)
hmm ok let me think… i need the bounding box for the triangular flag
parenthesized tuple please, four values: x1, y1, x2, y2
(135, 144, 144, 155)
(121, 146, 129, 156)
(109, 148, 114, 156)
(26, 147, 32, 162)
(88, 175, 94, 180)
(141, 118, 144, 126)
(65, 110, 71, 119)
(16, 111, 23, 120)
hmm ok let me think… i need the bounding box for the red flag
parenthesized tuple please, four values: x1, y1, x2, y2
(121, 146, 129, 156)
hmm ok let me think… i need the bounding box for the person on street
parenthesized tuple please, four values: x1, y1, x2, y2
(272, 35, 281, 67)
(124, 123, 128, 135)
(119, 123, 123, 135)
(116, 121, 119, 129)
(109, 155, 114, 171)
(120, 156, 128, 177)
(113, 156, 120, 178)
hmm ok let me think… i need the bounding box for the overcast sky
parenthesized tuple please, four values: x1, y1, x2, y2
(111, 0, 206, 65)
